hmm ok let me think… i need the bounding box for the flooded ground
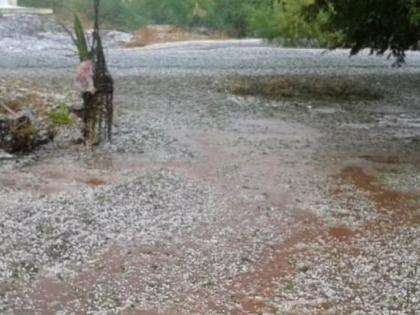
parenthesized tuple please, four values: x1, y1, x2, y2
(0, 41, 419, 314)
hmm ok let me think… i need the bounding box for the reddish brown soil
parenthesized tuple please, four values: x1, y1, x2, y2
(85, 177, 107, 187)
(4, 132, 420, 314)
(127, 26, 227, 48)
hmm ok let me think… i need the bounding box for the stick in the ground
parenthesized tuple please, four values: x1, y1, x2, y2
(0, 103, 18, 117)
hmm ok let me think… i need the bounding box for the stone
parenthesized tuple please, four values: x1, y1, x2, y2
(0, 149, 13, 160)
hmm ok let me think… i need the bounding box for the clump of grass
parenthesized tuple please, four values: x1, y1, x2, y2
(49, 103, 75, 126)
(225, 76, 383, 102)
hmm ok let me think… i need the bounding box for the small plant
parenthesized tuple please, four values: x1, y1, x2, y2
(62, 0, 114, 146)
(49, 103, 75, 126)
(60, 14, 92, 62)
(73, 15, 91, 62)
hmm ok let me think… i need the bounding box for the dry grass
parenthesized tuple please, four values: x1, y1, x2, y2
(127, 25, 227, 47)
(224, 76, 383, 102)
(0, 94, 48, 116)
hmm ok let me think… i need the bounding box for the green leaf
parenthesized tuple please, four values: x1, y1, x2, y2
(74, 14, 90, 62)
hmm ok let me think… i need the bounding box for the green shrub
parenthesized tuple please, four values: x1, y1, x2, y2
(49, 103, 75, 126)
(248, 0, 333, 47)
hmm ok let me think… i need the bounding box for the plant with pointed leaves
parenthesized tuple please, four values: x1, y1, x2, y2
(73, 15, 91, 62)
(63, 0, 114, 146)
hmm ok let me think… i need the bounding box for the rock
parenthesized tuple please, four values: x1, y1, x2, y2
(0, 149, 14, 160)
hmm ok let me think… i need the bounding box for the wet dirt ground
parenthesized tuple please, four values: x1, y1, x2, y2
(0, 42, 419, 314)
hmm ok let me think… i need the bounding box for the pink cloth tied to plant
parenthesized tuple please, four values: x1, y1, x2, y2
(76, 60, 96, 94)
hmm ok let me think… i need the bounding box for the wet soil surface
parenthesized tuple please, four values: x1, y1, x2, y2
(0, 42, 419, 314)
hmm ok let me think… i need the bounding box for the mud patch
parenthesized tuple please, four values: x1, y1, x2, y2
(328, 226, 353, 240)
(85, 177, 107, 187)
(239, 298, 276, 314)
(338, 166, 417, 212)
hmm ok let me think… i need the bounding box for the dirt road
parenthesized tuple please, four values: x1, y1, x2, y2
(0, 41, 419, 314)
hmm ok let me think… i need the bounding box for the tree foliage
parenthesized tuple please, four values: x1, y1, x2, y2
(20, 0, 345, 47)
(248, 0, 330, 46)
(19, 0, 318, 41)
(306, 0, 420, 61)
